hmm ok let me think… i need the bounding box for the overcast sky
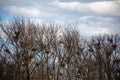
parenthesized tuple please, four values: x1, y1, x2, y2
(0, 0, 120, 37)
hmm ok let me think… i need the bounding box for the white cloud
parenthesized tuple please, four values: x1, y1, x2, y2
(55, 1, 120, 16)
(1, 0, 120, 37)
(90, 1, 120, 16)
(4, 6, 45, 17)
(3, 1, 60, 18)
(0, 0, 55, 4)
(78, 23, 111, 37)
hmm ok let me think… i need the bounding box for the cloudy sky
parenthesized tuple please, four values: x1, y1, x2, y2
(0, 0, 120, 37)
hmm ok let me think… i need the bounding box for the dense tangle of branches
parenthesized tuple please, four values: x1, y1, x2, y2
(0, 18, 120, 80)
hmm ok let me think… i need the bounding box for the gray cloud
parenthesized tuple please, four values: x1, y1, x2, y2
(55, 1, 120, 17)
(59, 0, 113, 2)
(1, 0, 120, 17)
(0, 0, 120, 37)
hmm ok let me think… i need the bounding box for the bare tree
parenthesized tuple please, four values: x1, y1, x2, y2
(0, 18, 120, 80)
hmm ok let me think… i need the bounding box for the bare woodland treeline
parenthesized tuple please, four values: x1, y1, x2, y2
(0, 18, 120, 80)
